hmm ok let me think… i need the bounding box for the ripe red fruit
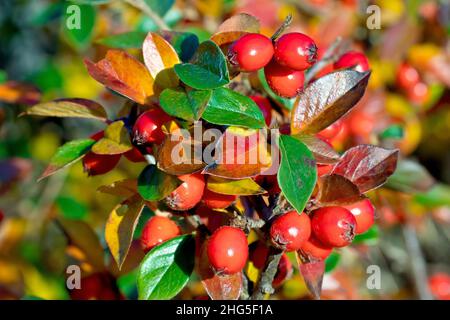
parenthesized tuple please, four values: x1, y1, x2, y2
(273, 254, 292, 287)
(264, 60, 305, 98)
(396, 63, 420, 90)
(311, 206, 356, 247)
(250, 242, 269, 269)
(343, 199, 375, 234)
(428, 273, 450, 300)
(300, 236, 333, 260)
(165, 173, 205, 211)
(124, 147, 146, 162)
(334, 51, 370, 73)
(69, 273, 120, 300)
(228, 33, 274, 72)
(82, 152, 121, 176)
(203, 189, 237, 209)
(274, 32, 317, 71)
(132, 108, 172, 145)
(207, 226, 248, 274)
(250, 95, 272, 126)
(318, 121, 343, 139)
(270, 211, 311, 251)
(140, 216, 181, 252)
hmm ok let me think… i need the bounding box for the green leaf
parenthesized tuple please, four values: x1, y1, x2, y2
(63, 3, 97, 50)
(31, 2, 64, 26)
(137, 165, 181, 201)
(353, 225, 379, 245)
(379, 124, 404, 140)
(56, 196, 88, 220)
(325, 252, 341, 273)
(39, 139, 95, 181)
(413, 184, 450, 207)
(138, 234, 195, 300)
(96, 31, 147, 49)
(160, 87, 211, 121)
(174, 40, 229, 90)
(202, 87, 265, 128)
(143, 0, 175, 17)
(158, 31, 199, 62)
(0, 70, 7, 84)
(277, 135, 317, 213)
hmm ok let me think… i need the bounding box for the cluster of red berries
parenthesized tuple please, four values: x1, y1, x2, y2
(396, 62, 429, 104)
(228, 32, 318, 98)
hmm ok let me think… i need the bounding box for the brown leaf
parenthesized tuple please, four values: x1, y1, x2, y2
(331, 145, 399, 193)
(157, 127, 206, 175)
(317, 174, 364, 206)
(291, 70, 370, 135)
(97, 179, 138, 198)
(294, 135, 340, 164)
(216, 13, 260, 34)
(0, 81, 41, 105)
(84, 50, 154, 105)
(211, 31, 248, 47)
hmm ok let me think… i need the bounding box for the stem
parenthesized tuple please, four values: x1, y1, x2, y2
(402, 223, 433, 300)
(251, 247, 283, 300)
(271, 14, 293, 41)
(125, 0, 170, 30)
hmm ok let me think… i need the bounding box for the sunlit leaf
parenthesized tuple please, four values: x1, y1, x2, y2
(207, 176, 266, 195)
(317, 174, 364, 206)
(138, 164, 181, 201)
(278, 135, 317, 213)
(157, 31, 199, 62)
(174, 40, 229, 90)
(106, 194, 145, 269)
(202, 87, 265, 128)
(21, 98, 107, 121)
(291, 70, 371, 134)
(39, 139, 95, 181)
(85, 50, 154, 105)
(138, 234, 195, 300)
(160, 87, 211, 121)
(211, 31, 248, 47)
(294, 135, 340, 164)
(91, 120, 132, 155)
(331, 145, 398, 193)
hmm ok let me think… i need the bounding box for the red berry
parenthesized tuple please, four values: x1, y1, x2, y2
(228, 33, 274, 72)
(250, 95, 272, 126)
(300, 236, 333, 260)
(311, 206, 356, 247)
(270, 211, 311, 251)
(207, 226, 248, 274)
(274, 32, 317, 71)
(272, 253, 292, 287)
(250, 242, 269, 269)
(407, 81, 429, 104)
(69, 273, 103, 300)
(318, 121, 343, 139)
(334, 51, 370, 73)
(343, 199, 375, 234)
(124, 147, 146, 162)
(396, 63, 420, 90)
(133, 108, 172, 145)
(82, 152, 121, 176)
(264, 60, 304, 98)
(165, 173, 205, 211)
(0, 209, 4, 224)
(140, 216, 181, 252)
(428, 273, 450, 300)
(203, 189, 237, 209)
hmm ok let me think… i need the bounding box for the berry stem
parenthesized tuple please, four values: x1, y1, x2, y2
(250, 247, 283, 300)
(271, 14, 293, 42)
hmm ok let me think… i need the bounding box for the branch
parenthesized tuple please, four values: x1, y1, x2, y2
(251, 247, 283, 300)
(124, 0, 170, 30)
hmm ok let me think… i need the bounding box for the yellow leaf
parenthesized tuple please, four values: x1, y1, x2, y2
(207, 176, 266, 195)
(91, 120, 132, 155)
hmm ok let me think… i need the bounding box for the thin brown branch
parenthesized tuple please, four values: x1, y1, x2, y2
(251, 247, 283, 300)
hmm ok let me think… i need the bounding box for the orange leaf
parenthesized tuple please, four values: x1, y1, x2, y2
(84, 50, 154, 105)
(0, 81, 41, 105)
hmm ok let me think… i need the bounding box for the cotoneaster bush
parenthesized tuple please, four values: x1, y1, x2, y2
(23, 13, 399, 300)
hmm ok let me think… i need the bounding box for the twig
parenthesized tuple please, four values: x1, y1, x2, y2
(251, 247, 283, 300)
(271, 14, 293, 41)
(402, 223, 433, 300)
(124, 0, 170, 30)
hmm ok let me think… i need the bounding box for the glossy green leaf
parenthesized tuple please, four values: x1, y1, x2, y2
(174, 40, 229, 90)
(202, 87, 265, 128)
(137, 165, 181, 201)
(138, 234, 195, 300)
(63, 3, 97, 50)
(160, 87, 211, 121)
(277, 135, 317, 213)
(39, 139, 95, 181)
(97, 31, 147, 49)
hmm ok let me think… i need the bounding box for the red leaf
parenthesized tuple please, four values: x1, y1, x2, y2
(317, 174, 364, 206)
(331, 145, 399, 193)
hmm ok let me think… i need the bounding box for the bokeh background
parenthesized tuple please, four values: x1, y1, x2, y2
(0, 0, 449, 300)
